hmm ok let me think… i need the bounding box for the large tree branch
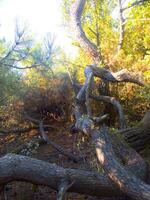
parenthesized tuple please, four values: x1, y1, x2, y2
(71, 0, 101, 62)
(118, 0, 125, 51)
(91, 65, 144, 86)
(0, 153, 148, 198)
(0, 154, 124, 198)
(93, 126, 150, 200)
(75, 64, 144, 131)
(90, 95, 126, 129)
(122, 0, 148, 11)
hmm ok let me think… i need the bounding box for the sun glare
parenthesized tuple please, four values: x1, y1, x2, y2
(0, 0, 77, 57)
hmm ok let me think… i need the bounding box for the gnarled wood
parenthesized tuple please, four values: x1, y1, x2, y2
(71, 0, 101, 62)
(94, 126, 150, 200)
(90, 65, 144, 86)
(73, 55, 148, 200)
(0, 154, 124, 197)
(91, 95, 126, 129)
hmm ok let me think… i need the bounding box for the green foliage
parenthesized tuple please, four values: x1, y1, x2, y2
(61, 0, 150, 120)
(124, 1, 150, 58)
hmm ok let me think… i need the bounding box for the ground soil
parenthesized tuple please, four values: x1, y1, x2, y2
(0, 121, 102, 200)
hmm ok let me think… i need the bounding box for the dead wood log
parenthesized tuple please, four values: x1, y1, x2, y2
(0, 125, 55, 136)
(0, 153, 148, 199)
(76, 66, 144, 105)
(71, 0, 149, 198)
(0, 153, 125, 198)
(89, 65, 144, 86)
(74, 60, 148, 199)
(120, 110, 150, 151)
(93, 126, 150, 200)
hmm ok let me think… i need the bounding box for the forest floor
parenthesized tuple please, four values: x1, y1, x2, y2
(0, 120, 149, 200)
(0, 121, 102, 200)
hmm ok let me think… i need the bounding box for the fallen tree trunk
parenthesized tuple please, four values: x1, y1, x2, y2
(0, 153, 148, 199)
(94, 126, 150, 200)
(0, 154, 124, 197)
(0, 124, 56, 135)
(120, 110, 150, 151)
(73, 61, 148, 199)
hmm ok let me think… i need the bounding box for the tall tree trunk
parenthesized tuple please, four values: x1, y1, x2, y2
(71, 0, 101, 63)
(118, 0, 125, 51)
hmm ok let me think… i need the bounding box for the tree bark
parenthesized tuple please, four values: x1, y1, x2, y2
(121, 110, 150, 151)
(93, 126, 150, 200)
(0, 154, 124, 198)
(118, 0, 148, 51)
(118, 0, 125, 51)
(74, 62, 149, 199)
(71, 0, 101, 62)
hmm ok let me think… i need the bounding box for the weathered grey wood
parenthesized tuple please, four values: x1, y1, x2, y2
(0, 154, 124, 197)
(93, 126, 150, 200)
(91, 95, 126, 129)
(0, 125, 55, 135)
(90, 65, 144, 86)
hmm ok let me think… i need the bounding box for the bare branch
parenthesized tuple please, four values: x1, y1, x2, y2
(1, 153, 148, 198)
(0, 124, 56, 136)
(122, 0, 148, 11)
(88, 27, 97, 37)
(118, 0, 125, 51)
(90, 65, 144, 86)
(39, 121, 84, 163)
(0, 24, 54, 72)
(0, 153, 124, 198)
(92, 114, 109, 124)
(90, 95, 126, 129)
(2, 63, 42, 70)
(57, 179, 75, 200)
(85, 72, 93, 117)
(118, 0, 148, 50)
